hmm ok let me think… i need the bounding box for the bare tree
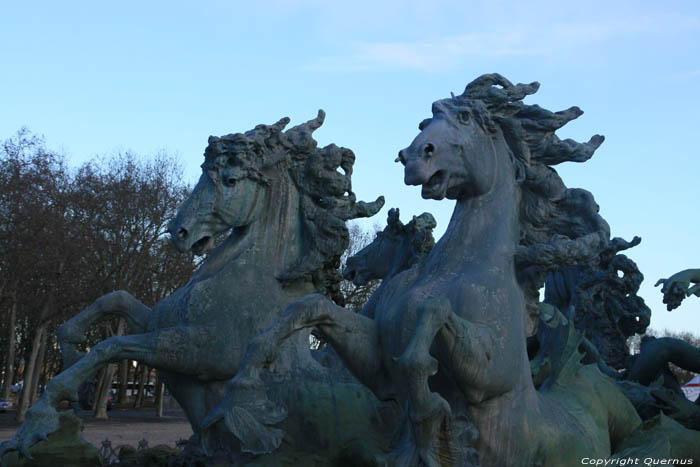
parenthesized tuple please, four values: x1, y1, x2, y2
(71, 152, 195, 416)
(1, 289, 18, 400)
(0, 130, 196, 420)
(0, 129, 75, 421)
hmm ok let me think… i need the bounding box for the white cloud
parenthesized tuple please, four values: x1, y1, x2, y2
(304, 13, 700, 73)
(673, 69, 700, 80)
(301, 32, 535, 73)
(355, 32, 535, 71)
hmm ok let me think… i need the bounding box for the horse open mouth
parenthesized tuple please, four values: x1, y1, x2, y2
(421, 170, 448, 199)
(191, 236, 213, 255)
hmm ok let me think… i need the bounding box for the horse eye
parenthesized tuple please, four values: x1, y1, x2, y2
(458, 111, 470, 124)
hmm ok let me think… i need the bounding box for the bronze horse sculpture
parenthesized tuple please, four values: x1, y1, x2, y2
(0, 111, 387, 462)
(6, 75, 700, 466)
(344, 208, 436, 288)
(204, 74, 651, 466)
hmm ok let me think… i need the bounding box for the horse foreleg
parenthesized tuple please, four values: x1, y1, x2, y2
(388, 297, 454, 467)
(439, 311, 520, 402)
(236, 293, 386, 395)
(200, 293, 387, 455)
(2, 327, 212, 459)
(57, 290, 151, 368)
(392, 299, 512, 466)
(50, 327, 217, 409)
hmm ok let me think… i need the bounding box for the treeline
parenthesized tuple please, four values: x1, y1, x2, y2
(0, 129, 197, 420)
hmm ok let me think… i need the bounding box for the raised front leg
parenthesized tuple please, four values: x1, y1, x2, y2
(57, 290, 151, 368)
(382, 297, 505, 466)
(1, 326, 212, 459)
(383, 298, 454, 467)
(201, 293, 388, 455)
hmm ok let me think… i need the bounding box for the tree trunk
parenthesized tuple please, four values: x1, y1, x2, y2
(29, 329, 47, 405)
(0, 281, 6, 393)
(93, 319, 124, 418)
(16, 322, 46, 422)
(1, 294, 17, 400)
(17, 261, 63, 421)
(132, 363, 141, 408)
(94, 364, 116, 419)
(38, 359, 50, 401)
(117, 359, 129, 404)
(91, 367, 106, 412)
(134, 364, 147, 409)
(154, 375, 164, 417)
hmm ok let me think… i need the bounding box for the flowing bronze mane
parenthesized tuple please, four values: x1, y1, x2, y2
(439, 74, 610, 272)
(201, 110, 380, 302)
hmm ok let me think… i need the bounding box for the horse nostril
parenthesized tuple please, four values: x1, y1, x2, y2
(177, 228, 188, 240)
(423, 143, 435, 158)
(395, 150, 407, 166)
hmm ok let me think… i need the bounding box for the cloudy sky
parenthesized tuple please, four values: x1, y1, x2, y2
(2, 0, 699, 333)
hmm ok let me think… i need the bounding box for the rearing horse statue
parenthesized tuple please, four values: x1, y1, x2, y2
(0, 111, 386, 461)
(207, 75, 645, 466)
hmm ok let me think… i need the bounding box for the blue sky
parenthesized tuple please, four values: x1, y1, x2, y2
(1, 1, 698, 334)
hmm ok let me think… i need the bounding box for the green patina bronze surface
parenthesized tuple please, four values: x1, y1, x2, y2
(4, 75, 699, 467)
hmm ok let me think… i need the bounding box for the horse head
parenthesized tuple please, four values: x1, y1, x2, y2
(396, 75, 540, 201)
(168, 117, 292, 254)
(396, 99, 502, 200)
(168, 110, 384, 302)
(344, 208, 436, 285)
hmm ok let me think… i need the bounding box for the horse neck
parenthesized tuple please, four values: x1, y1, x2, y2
(195, 172, 306, 282)
(428, 148, 520, 275)
(429, 142, 541, 406)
